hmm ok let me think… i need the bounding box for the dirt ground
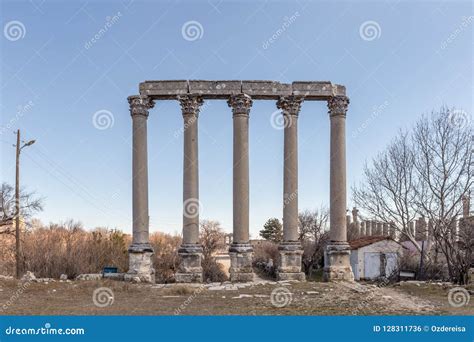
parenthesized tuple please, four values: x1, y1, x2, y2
(0, 278, 472, 316)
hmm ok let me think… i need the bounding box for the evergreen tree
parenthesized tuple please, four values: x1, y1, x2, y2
(259, 218, 283, 242)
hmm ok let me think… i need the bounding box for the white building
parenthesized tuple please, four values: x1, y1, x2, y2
(349, 236, 403, 280)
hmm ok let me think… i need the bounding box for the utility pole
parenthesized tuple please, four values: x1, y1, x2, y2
(15, 129, 20, 279)
(14, 129, 35, 279)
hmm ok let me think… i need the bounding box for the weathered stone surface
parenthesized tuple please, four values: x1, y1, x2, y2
(323, 244, 354, 281)
(103, 273, 125, 281)
(21, 271, 36, 282)
(277, 242, 305, 281)
(208, 285, 226, 291)
(176, 244, 203, 283)
(139, 80, 343, 100)
(229, 247, 254, 282)
(332, 84, 346, 96)
(189, 80, 241, 97)
(175, 262, 203, 282)
(76, 273, 102, 281)
(125, 251, 155, 283)
(139, 80, 188, 98)
(241, 80, 291, 99)
(292, 81, 333, 98)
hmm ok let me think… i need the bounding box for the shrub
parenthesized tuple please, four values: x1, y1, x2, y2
(202, 258, 228, 282)
(150, 232, 181, 283)
(252, 241, 279, 278)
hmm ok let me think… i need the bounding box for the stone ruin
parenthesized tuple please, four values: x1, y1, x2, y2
(126, 80, 353, 283)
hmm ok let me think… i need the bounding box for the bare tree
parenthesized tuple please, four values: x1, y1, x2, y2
(0, 182, 42, 234)
(298, 207, 328, 241)
(199, 220, 226, 259)
(298, 208, 330, 275)
(352, 132, 421, 251)
(412, 108, 473, 283)
(199, 220, 227, 282)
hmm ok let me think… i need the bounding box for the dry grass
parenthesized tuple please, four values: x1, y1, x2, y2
(1, 279, 469, 316)
(0, 223, 182, 281)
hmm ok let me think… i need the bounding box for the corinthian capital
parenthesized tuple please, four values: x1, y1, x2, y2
(276, 96, 304, 116)
(227, 94, 253, 117)
(128, 95, 154, 117)
(327, 96, 349, 117)
(177, 95, 204, 117)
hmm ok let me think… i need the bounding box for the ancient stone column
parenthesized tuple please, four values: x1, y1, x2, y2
(176, 95, 204, 283)
(352, 207, 360, 238)
(276, 96, 305, 281)
(382, 223, 389, 236)
(227, 94, 254, 282)
(365, 220, 372, 236)
(462, 194, 470, 218)
(324, 96, 354, 281)
(360, 221, 366, 236)
(390, 224, 396, 238)
(126, 95, 155, 283)
(409, 221, 415, 237)
(377, 222, 383, 235)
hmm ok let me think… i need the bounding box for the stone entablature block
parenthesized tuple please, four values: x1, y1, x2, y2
(138, 80, 346, 100)
(189, 80, 242, 97)
(140, 80, 188, 97)
(241, 80, 292, 98)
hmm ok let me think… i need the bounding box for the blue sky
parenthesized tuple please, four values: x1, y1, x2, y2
(0, 0, 472, 238)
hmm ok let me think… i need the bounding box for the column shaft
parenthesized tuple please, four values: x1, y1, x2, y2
(229, 94, 252, 244)
(329, 112, 347, 242)
(127, 95, 155, 283)
(181, 96, 202, 245)
(129, 96, 154, 246)
(324, 95, 354, 282)
(228, 94, 254, 282)
(176, 95, 204, 283)
(283, 110, 298, 242)
(276, 96, 305, 281)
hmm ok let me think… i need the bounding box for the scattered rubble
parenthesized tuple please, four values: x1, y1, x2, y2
(75, 273, 102, 281)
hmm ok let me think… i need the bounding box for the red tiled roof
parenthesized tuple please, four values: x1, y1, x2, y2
(348, 236, 392, 250)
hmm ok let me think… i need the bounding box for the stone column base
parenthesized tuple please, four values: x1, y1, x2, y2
(175, 244, 203, 283)
(277, 242, 306, 281)
(323, 242, 354, 281)
(125, 243, 155, 283)
(229, 243, 254, 282)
